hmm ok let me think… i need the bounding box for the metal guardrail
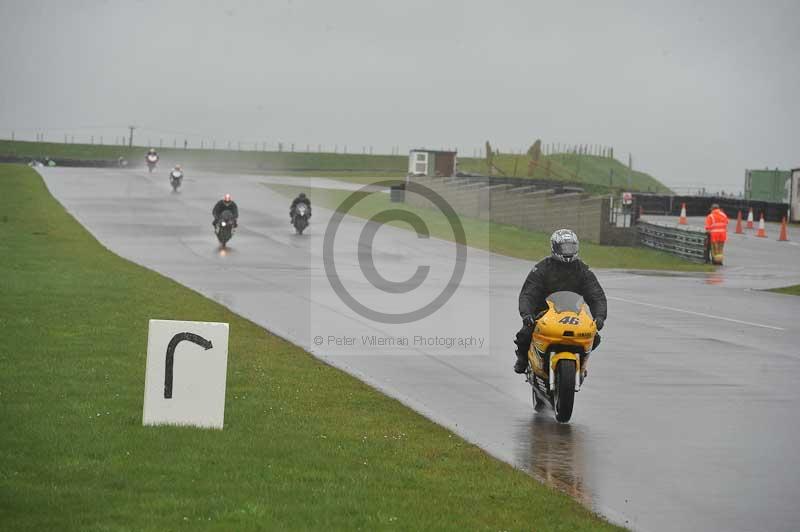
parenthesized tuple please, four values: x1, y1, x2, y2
(637, 221, 707, 263)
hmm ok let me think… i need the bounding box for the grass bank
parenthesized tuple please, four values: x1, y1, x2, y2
(267, 183, 711, 272)
(458, 153, 671, 194)
(0, 162, 622, 531)
(768, 284, 800, 296)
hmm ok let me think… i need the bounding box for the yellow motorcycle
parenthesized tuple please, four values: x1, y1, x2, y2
(526, 291, 598, 423)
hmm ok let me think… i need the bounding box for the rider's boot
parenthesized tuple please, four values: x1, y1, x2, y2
(513, 349, 528, 374)
(592, 333, 601, 351)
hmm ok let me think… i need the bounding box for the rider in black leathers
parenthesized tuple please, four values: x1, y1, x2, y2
(212, 194, 239, 228)
(289, 192, 311, 223)
(514, 229, 607, 374)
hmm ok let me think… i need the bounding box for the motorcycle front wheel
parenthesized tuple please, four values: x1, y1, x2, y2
(554, 360, 576, 423)
(217, 230, 231, 248)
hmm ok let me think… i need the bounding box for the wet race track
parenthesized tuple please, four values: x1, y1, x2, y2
(40, 167, 800, 532)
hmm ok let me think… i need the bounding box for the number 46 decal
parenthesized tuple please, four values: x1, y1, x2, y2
(558, 316, 580, 325)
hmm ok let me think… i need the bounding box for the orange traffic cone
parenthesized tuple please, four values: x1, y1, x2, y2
(746, 208, 754, 229)
(735, 210, 743, 234)
(778, 217, 789, 241)
(678, 203, 688, 225)
(756, 213, 767, 238)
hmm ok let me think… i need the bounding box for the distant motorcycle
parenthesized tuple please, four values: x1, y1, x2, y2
(292, 203, 310, 235)
(146, 153, 159, 173)
(169, 169, 183, 191)
(524, 291, 599, 423)
(215, 210, 236, 248)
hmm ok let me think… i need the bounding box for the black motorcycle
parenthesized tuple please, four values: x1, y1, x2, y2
(215, 210, 236, 248)
(292, 203, 310, 235)
(169, 169, 183, 191)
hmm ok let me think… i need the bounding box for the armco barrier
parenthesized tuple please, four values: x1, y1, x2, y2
(637, 221, 706, 262)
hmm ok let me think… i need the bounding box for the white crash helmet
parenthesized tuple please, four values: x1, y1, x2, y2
(550, 229, 579, 263)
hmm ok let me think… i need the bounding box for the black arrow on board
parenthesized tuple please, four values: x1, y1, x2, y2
(164, 332, 213, 399)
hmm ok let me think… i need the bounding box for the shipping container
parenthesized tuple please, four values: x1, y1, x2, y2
(744, 169, 791, 203)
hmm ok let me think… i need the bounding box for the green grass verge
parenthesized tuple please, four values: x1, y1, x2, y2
(0, 140, 407, 178)
(0, 162, 622, 531)
(267, 183, 711, 272)
(259, 170, 406, 184)
(767, 284, 800, 296)
(0, 140, 670, 193)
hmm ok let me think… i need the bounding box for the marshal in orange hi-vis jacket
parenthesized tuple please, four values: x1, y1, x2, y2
(704, 204, 729, 265)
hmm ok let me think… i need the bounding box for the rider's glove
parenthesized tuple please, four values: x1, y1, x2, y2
(522, 314, 535, 329)
(595, 317, 604, 331)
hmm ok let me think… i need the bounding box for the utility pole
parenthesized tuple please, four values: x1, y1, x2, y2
(128, 125, 136, 148)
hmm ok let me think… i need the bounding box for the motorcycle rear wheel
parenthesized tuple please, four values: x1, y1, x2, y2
(554, 360, 576, 423)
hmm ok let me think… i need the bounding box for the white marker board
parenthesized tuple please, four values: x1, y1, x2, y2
(142, 319, 230, 429)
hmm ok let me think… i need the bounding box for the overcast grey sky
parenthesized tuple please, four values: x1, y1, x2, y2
(1, 0, 798, 191)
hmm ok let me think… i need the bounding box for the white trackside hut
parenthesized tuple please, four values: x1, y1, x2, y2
(408, 149, 457, 177)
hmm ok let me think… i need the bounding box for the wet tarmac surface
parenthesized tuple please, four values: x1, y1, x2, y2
(40, 168, 800, 532)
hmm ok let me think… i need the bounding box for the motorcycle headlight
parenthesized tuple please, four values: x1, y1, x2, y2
(221, 222, 227, 227)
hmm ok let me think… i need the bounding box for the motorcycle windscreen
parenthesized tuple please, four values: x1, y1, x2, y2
(546, 291, 591, 318)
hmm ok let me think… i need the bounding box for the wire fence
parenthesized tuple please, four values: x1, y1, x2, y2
(3, 132, 403, 156)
